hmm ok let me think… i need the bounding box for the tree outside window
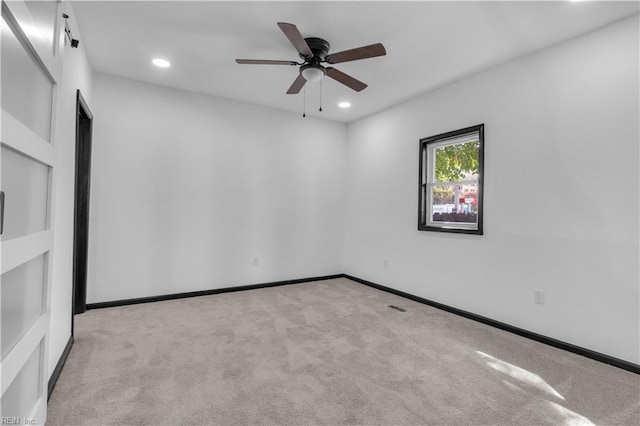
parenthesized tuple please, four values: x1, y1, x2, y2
(418, 125, 484, 234)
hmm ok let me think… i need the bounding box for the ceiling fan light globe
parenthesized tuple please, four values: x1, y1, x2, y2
(301, 66, 325, 83)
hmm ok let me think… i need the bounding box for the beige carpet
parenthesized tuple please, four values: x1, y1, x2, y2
(47, 278, 639, 425)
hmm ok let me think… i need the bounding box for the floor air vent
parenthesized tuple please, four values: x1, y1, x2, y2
(388, 305, 407, 312)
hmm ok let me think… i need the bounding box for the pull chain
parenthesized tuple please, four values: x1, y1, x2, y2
(302, 86, 306, 118)
(319, 79, 323, 112)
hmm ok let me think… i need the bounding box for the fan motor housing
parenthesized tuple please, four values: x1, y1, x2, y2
(301, 37, 330, 61)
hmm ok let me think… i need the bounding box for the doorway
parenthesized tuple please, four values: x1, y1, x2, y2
(72, 90, 93, 323)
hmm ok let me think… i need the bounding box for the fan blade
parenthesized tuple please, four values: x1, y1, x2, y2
(286, 73, 307, 94)
(326, 67, 367, 92)
(326, 43, 386, 64)
(277, 22, 313, 57)
(236, 59, 297, 65)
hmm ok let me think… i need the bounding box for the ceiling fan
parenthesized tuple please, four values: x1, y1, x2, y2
(236, 22, 386, 94)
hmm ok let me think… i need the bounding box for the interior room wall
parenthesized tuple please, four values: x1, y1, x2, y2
(86, 73, 347, 303)
(48, 3, 93, 378)
(342, 15, 639, 364)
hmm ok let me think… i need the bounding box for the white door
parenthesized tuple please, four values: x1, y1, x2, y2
(1, 0, 63, 424)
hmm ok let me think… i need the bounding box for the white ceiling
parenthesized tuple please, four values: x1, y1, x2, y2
(72, 1, 639, 123)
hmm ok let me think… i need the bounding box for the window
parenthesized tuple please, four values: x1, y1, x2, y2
(418, 124, 484, 234)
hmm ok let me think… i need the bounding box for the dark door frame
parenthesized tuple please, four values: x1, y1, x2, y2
(71, 89, 93, 335)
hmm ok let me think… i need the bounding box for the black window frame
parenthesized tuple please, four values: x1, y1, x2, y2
(418, 124, 484, 235)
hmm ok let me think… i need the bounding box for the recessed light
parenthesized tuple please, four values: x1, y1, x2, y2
(338, 101, 351, 109)
(152, 58, 171, 68)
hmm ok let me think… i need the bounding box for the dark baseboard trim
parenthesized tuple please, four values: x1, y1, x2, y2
(344, 274, 640, 375)
(82, 272, 639, 374)
(48, 335, 74, 400)
(86, 274, 343, 310)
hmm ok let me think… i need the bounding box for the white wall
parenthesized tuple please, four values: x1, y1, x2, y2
(343, 15, 639, 364)
(48, 3, 93, 378)
(87, 73, 346, 303)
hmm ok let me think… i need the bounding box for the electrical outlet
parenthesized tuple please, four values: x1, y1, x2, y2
(253, 256, 259, 266)
(383, 259, 389, 269)
(534, 289, 545, 305)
